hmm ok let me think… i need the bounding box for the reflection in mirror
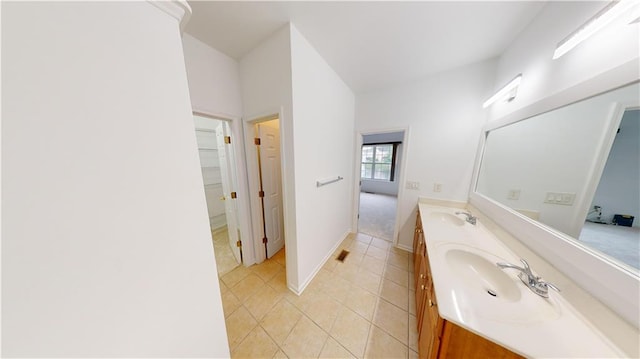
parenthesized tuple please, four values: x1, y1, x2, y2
(476, 82, 639, 271)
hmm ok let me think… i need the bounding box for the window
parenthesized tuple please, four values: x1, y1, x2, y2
(361, 143, 397, 181)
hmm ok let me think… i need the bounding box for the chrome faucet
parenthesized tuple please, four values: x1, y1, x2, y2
(496, 259, 560, 298)
(455, 211, 477, 225)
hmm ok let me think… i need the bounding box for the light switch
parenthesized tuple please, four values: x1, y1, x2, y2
(507, 189, 520, 200)
(433, 183, 442, 193)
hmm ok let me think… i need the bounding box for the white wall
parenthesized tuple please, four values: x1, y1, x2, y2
(361, 132, 404, 196)
(488, 1, 640, 120)
(356, 59, 497, 249)
(591, 109, 640, 227)
(290, 25, 356, 291)
(239, 25, 299, 286)
(182, 33, 242, 118)
(2, 2, 229, 357)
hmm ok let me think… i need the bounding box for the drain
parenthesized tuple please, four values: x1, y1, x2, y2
(487, 289, 497, 297)
(336, 250, 350, 262)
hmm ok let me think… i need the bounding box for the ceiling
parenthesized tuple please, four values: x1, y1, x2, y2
(184, 1, 546, 93)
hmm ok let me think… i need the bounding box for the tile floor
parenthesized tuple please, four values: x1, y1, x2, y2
(219, 232, 419, 358)
(212, 226, 241, 276)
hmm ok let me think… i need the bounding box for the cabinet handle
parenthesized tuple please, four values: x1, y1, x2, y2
(421, 284, 425, 290)
(420, 274, 425, 279)
(429, 299, 436, 307)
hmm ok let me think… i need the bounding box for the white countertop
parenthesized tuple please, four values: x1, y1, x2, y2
(418, 202, 626, 358)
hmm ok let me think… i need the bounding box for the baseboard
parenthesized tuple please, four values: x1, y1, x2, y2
(395, 243, 413, 253)
(291, 230, 351, 296)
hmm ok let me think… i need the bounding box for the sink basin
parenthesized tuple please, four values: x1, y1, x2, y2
(437, 244, 562, 324)
(429, 211, 465, 226)
(445, 249, 521, 302)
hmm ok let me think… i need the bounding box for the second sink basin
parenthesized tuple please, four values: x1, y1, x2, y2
(436, 244, 562, 324)
(445, 248, 521, 302)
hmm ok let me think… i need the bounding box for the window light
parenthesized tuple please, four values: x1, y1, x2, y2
(553, 0, 638, 60)
(482, 74, 522, 109)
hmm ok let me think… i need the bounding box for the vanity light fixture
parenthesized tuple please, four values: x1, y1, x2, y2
(552, 0, 638, 60)
(482, 74, 522, 109)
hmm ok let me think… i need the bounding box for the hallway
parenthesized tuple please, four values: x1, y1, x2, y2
(219, 233, 418, 358)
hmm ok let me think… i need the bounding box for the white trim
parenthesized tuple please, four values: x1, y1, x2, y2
(353, 127, 410, 247)
(469, 60, 640, 328)
(147, 0, 191, 32)
(192, 110, 255, 268)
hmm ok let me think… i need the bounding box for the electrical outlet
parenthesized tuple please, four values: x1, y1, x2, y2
(507, 189, 520, 200)
(433, 183, 442, 193)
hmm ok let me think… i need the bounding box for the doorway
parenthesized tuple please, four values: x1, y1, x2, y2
(357, 131, 405, 242)
(193, 114, 243, 276)
(246, 116, 285, 261)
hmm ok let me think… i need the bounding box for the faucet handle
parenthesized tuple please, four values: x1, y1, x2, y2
(537, 280, 560, 293)
(519, 259, 532, 274)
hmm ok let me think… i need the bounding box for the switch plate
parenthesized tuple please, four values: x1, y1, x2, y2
(406, 181, 420, 190)
(507, 189, 520, 200)
(433, 183, 442, 193)
(544, 192, 575, 206)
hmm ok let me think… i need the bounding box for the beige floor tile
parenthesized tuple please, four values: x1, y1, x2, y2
(252, 259, 284, 282)
(409, 290, 416, 316)
(380, 278, 409, 310)
(384, 264, 409, 288)
(354, 232, 373, 244)
(366, 245, 388, 261)
(360, 255, 386, 276)
(353, 269, 382, 294)
(343, 251, 365, 266)
(272, 248, 286, 266)
(231, 325, 279, 359)
(370, 237, 391, 250)
(319, 275, 352, 303)
(225, 306, 258, 350)
(231, 274, 266, 302)
(302, 292, 344, 331)
(323, 257, 339, 272)
(373, 298, 408, 344)
(365, 325, 409, 359)
(219, 279, 229, 294)
(266, 268, 289, 294)
(244, 285, 285, 321)
(320, 337, 355, 358)
(348, 240, 370, 255)
(409, 314, 419, 352)
(281, 316, 328, 358)
(272, 349, 288, 358)
(344, 285, 377, 320)
(330, 306, 371, 358)
(260, 299, 303, 345)
(409, 349, 419, 359)
(221, 265, 251, 288)
(221, 290, 242, 318)
(333, 261, 360, 283)
(387, 251, 409, 270)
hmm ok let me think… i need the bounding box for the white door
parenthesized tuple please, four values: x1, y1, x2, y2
(258, 121, 285, 258)
(216, 122, 242, 264)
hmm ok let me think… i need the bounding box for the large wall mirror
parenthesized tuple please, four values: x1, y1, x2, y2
(476, 81, 639, 274)
(476, 83, 640, 275)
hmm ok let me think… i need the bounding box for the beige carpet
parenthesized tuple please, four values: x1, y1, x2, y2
(358, 192, 397, 241)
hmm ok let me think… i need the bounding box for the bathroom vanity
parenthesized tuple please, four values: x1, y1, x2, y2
(413, 200, 628, 358)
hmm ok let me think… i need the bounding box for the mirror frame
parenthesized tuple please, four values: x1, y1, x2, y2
(469, 60, 640, 328)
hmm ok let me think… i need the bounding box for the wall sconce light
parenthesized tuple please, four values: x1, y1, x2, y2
(482, 74, 522, 108)
(553, 0, 638, 60)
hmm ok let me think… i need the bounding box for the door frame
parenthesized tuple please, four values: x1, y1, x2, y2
(352, 127, 410, 247)
(193, 110, 255, 268)
(243, 110, 288, 265)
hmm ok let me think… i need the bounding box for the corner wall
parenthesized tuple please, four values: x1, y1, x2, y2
(2, 2, 228, 357)
(290, 25, 356, 290)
